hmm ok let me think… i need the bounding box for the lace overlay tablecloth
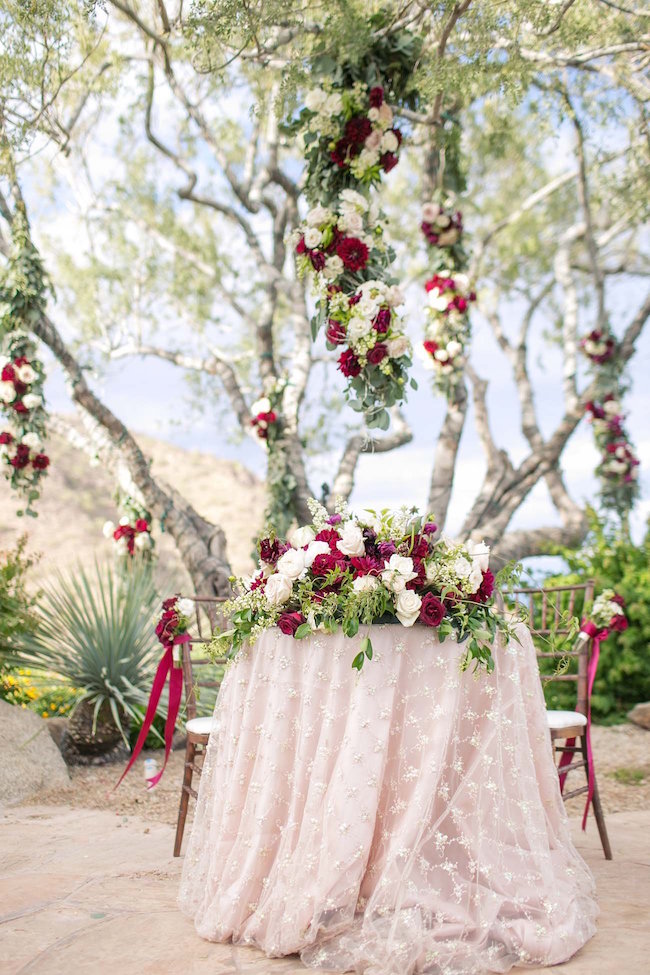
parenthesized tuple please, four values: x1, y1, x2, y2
(178, 623, 597, 974)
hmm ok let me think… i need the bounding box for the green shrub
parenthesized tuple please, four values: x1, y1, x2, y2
(0, 536, 38, 667)
(542, 511, 650, 722)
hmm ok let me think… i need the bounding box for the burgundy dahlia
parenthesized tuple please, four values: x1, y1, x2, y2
(32, 454, 50, 470)
(338, 349, 361, 378)
(344, 115, 372, 145)
(368, 86, 384, 108)
(336, 237, 369, 272)
(1, 364, 15, 381)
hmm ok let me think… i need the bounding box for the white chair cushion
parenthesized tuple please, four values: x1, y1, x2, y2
(185, 717, 219, 736)
(546, 709, 588, 731)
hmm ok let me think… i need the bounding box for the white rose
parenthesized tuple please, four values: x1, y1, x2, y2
(22, 393, 42, 409)
(305, 88, 327, 111)
(119, 515, 131, 526)
(17, 364, 37, 384)
(422, 203, 442, 223)
(386, 336, 409, 359)
(377, 103, 393, 128)
(306, 205, 332, 227)
(102, 520, 115, 539)
(21, 432, 41, 450)
(251, 396, 271, 414)
(177, 597, 195, 617)
(466, 539, 490, 572)
(324, 93, 343, 115)
(115, 537, 129, 555)
(603, 400, 621, 415)
(265, 572, 293, 606)
(453, 556, 472, 579)
(382, 554, 417, 593)
(386, 285, 404, 307)
(467, 563, 483, 594)
(615, 446, 626, 459)
(347, 316, 372, 342)
(276, 547, 306, 580)
(428, 292, 450, 312)
(0, 381, 16, 403)
(441, 364, 454, 375)
(304, 540, 331, 567)
(454, 273, 470, 293)
(338, 209, 363, 234)
(291, 525, 316, 548)
(364, 129, 383, 152)
(354, 148, 379, 170)
(134, 531, 152, 551)
(395, 589, 422, 627)
(353, 575, 379, 593)
(303, 227, 322, 249)
(324, 255, 344, 279)
(357, 295, 380, 318)
(336, 522, 366, 557)
(380, 130, 398, 153)
(434, 349, 449, 362)
(446, 340, 463, 358)
(339, 189, 369, 211)
(424, 560, 438, 584)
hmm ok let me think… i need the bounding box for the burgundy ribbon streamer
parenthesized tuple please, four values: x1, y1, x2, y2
(115, 633, 189, 790)
(557, 619, 607, 830)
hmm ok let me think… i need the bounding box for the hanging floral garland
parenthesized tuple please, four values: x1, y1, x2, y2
(582, 330, 639, 514)
(249, 378, 296, 541)
(103, 494, 155, 560)
(288, 29, 422, 431)
(0, 214, 51, 517)
(418, 199, 476, 400)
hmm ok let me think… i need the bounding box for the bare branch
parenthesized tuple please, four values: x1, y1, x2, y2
(329, 410, 413, 502)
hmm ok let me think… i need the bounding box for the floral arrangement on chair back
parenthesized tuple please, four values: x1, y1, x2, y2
(213, 499, 517, 672)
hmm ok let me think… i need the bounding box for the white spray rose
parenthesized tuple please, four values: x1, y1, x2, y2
(427, 292, 450, 312)
(134, 531, 152, 551)
(276, 547, 306, 580)
(0, 381, 16, 403)
(453, 556, 472, 580)
(115, 537, 129, 556)
(265, 573, 293, 606)
(466, 539, 490, 572)
(291, 525, 316, 548)
(454, 272, 470, 293)
(22, 393, 42, 410)
(336, 521, 366, 557)
(303, 227, 322, 249)
(386, 285, 404, 307)
(251, 396, 271, 415)
(339, 189, 369, 211)
(446, 340, 463, 358)
(382, 554, 417, 593)
(386, 336, 409, 359)
(467, 563, 484, 594)
(395, 589, 422, 627)
(102, 520, 116, 539)
(434, 349, 449, 362)
(21, 432, 41, 450)
(381, 130, 399, 153)
(324, 93, 343, 115)
(338, 209, 363, 234)
(353, 575, 379, 592)
(324, 256, 344, 279)
(306, 204, 332, 227)
(422, 202, 442, 222)
(305, 88, 327, 111)
(119, 515, 131, 527)
(177, 597, 195, 617)
(603, 400, 621, 415)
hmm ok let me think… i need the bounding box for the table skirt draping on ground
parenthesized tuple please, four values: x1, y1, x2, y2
(178, 624, 597, 975)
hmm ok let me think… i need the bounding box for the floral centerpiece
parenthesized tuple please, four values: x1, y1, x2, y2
(103, 495, 154, 559)
(213, 499, 516, 672)
(586, 589, 628, 635)
(155, 596, 195, 662)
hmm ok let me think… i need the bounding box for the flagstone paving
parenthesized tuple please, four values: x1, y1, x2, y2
(1, 804, 648, 974)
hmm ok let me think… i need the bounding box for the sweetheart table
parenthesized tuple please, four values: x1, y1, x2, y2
(178, 623, 597, 975)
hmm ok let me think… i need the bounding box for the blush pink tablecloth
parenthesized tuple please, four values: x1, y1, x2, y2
(178, 623, 597, 974)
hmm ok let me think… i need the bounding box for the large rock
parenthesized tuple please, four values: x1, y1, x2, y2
(0, 699, 70, 805)
(627, 702, 650, 730)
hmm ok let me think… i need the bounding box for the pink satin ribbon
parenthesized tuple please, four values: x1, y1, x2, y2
(115, 633, 188, 790)
(557, 619, 608, 830)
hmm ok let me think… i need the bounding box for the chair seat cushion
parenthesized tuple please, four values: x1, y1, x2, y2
(185, 716, 219, 736)
(546, 709, 588, 730)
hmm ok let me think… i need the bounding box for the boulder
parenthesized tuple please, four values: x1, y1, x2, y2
(0, 699, 70, 806)
(627, 702, 650, 731)
(46, 716, 69, 753)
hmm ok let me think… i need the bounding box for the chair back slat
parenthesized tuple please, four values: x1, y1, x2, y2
(503, 580, 595, 715)
(176, 595, 230, 721)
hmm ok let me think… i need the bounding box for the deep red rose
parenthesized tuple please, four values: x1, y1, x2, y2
(423, 340, 438, 357)
(1, 364, 15, 381)
(113, 524, 130, 540)
(32, 454, 50, 470)
(11, 451, 30, 470)
(368, 86, 384, 108)
(338, 349, 361, 378)
(162, 597, 177, 611)
(14, 356, 28, 367)
(310, 250, 326, 271)
(455, 296, 468, 313)
(311, 552, 344, 577)
(609, 613, 628, 632)
(330, 138, 351, 168)
(367, 343, 387, 365)
(611, 594, 626, 607)
(373, 308, 391, 333)
(474, 569, 495, 604)
(380, 152, 398, 173)
(13, 401, 27, 414)
(419, 593, 446, 627)
(326, 319, 347, 345)
(315, 528, 341, 550)
(135, 518, 149, 532)
(257, 411, 277, 425)
(0, 431, 13, 444)
(336, 236, 369, 272)
(156, 609, 179, 644)
(296, 236, 306, 255)
(277, 611, 306, 637)
(13, 380, 27, 396)
(344, 115, 372, 145)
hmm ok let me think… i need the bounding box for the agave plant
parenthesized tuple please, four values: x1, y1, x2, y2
(12, 561, 161, 755)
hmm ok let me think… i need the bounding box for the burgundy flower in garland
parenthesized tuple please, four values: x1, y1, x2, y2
(581, 329, 616, 364)
(336, 236, 369, 272)
(338, 349, 361, 378)
(326, 319, 347, 345)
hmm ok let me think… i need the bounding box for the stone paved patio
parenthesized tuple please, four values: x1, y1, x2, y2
(1, 805, 648, 974)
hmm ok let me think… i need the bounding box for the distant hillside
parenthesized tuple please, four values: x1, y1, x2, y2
(0, 422, 264, 590)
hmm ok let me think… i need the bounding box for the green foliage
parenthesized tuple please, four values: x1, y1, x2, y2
(542, 511, 650, 721)
(8, 561, 162, 743)
(0, 535, 38, 666)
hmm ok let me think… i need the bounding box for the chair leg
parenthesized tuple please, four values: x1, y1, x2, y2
(580, 734, 613, 861)
(174, 738, 195, 857)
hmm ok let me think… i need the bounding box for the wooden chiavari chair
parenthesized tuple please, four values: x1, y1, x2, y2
(503, 581, 612, 859)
